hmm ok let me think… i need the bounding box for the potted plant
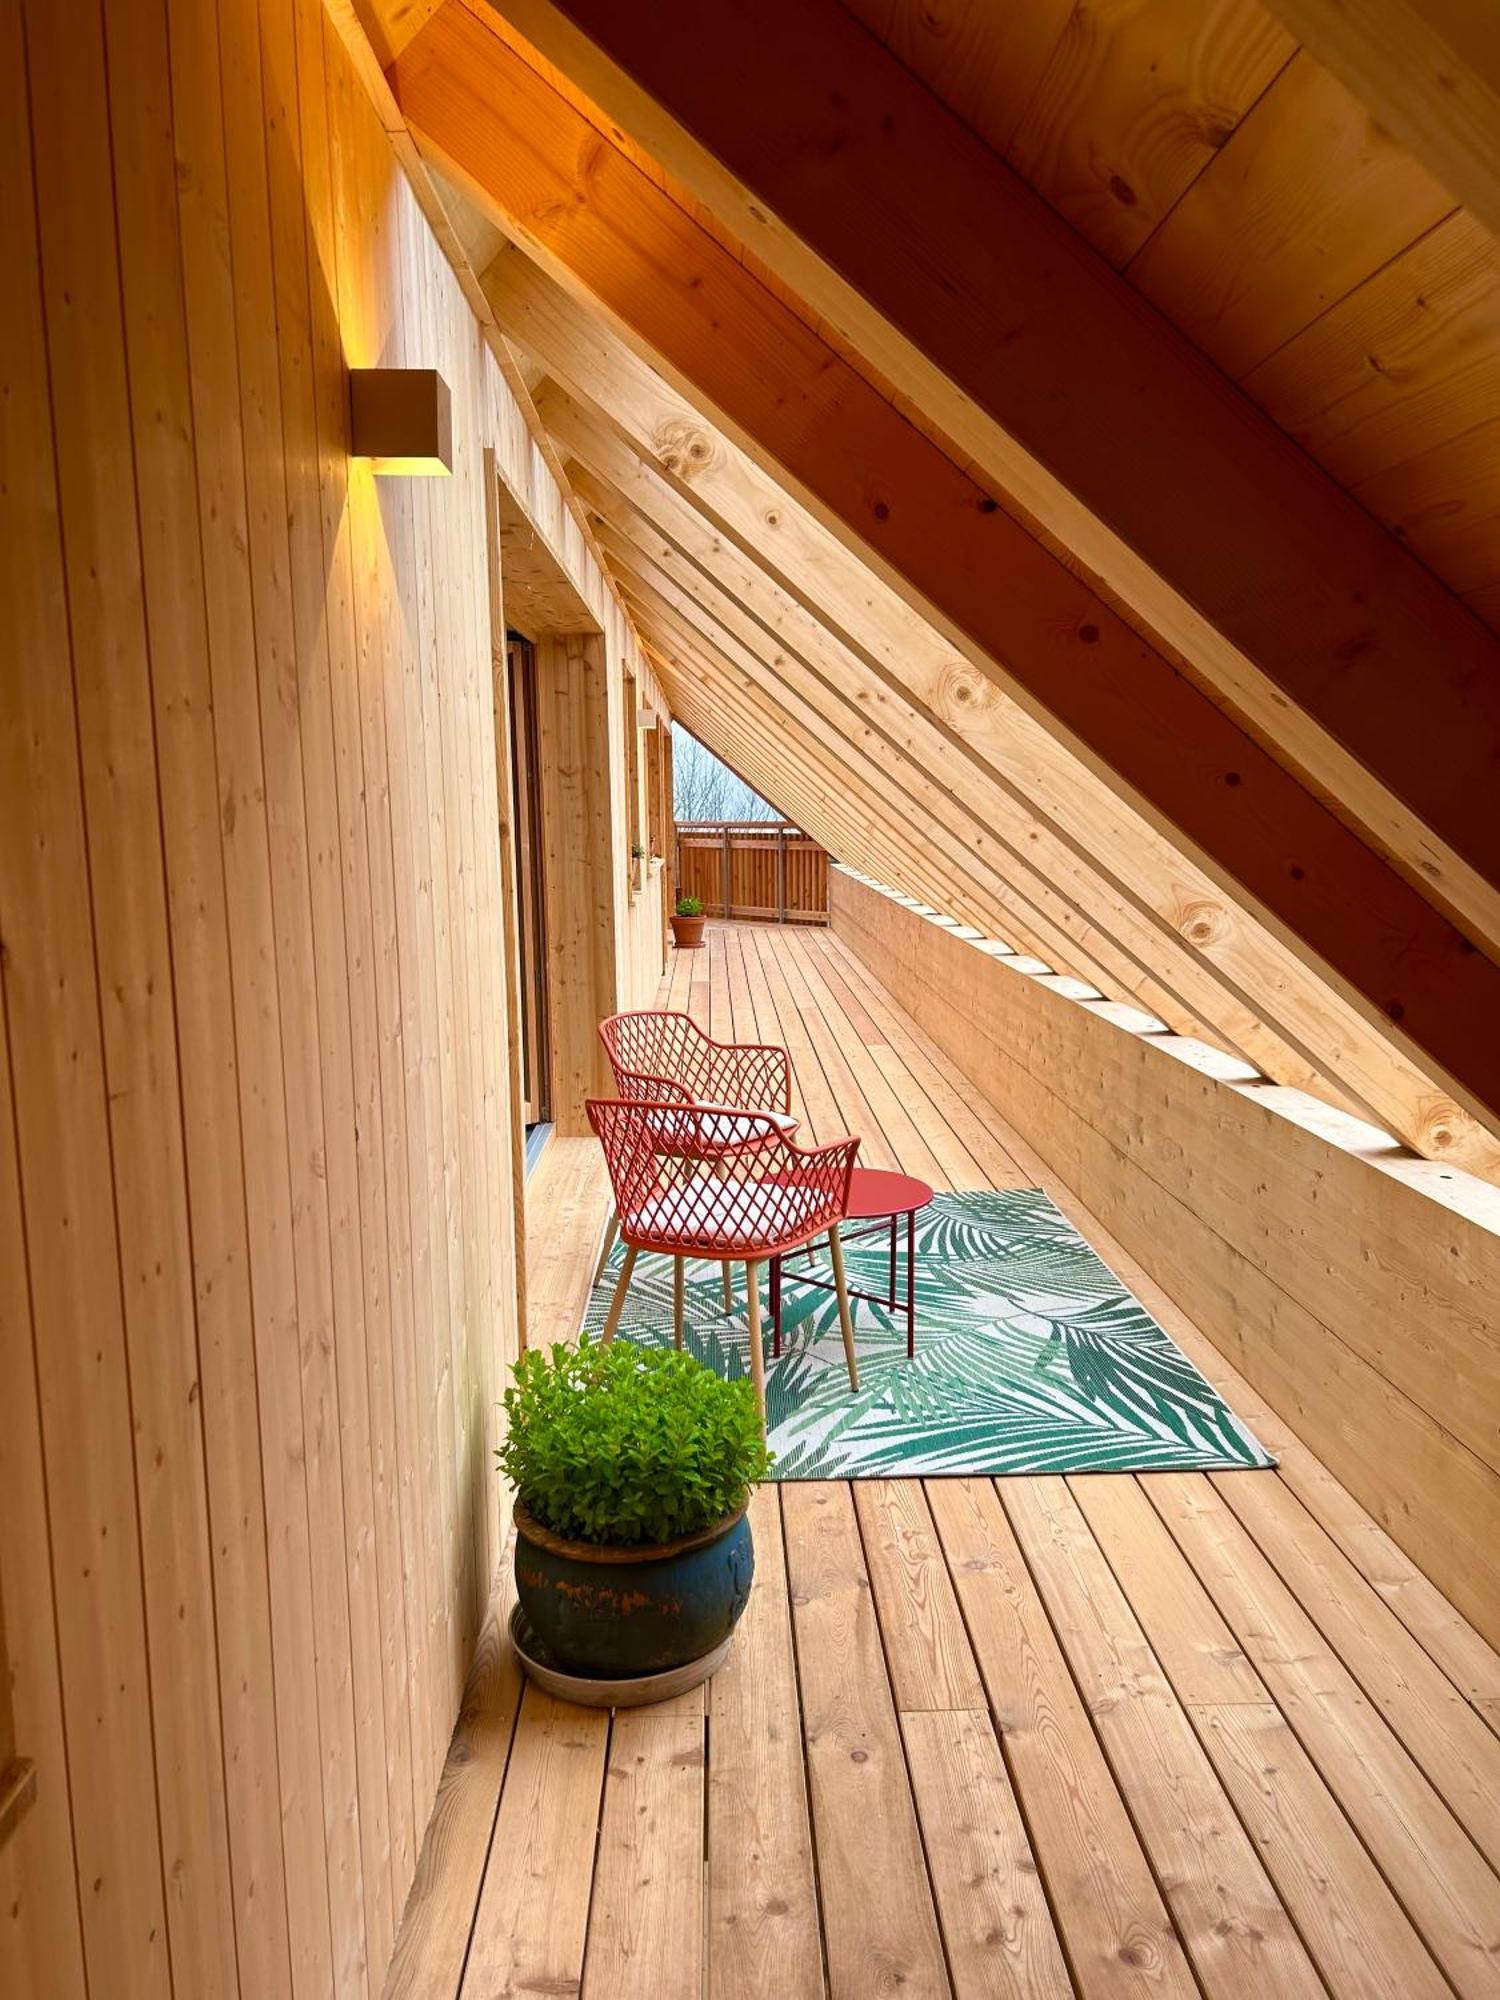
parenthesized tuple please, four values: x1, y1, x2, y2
(671, 893, 706, 948)
(498, 1339, 769, 1685)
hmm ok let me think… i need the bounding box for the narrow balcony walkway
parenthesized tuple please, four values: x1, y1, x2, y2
(387, 923, 1500, 2000)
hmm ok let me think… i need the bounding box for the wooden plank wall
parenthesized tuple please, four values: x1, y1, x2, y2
(0, 3, 663, 1996)
(830, 870, 1500, 1652)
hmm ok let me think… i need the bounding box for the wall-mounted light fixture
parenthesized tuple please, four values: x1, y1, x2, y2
(349, 367, 452, 475)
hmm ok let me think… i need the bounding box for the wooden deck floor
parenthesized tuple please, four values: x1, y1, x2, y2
(385, 922, 1500, 2000)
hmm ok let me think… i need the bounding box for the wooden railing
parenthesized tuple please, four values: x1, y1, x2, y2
(674, 821, 829, 923)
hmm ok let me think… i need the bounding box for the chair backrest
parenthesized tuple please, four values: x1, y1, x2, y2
(598, 1010, 713, 1101)
(586, 1097, 668, 1219)
(599, 1009, 792, 1113)
(586, 1097, 859, 1255)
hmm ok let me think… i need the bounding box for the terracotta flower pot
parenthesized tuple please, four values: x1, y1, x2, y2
(671, 913, 706, 949)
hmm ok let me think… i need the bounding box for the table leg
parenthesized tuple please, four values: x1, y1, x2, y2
(907, 1208, 916, 1357)
(888, 1212, 897, 1309)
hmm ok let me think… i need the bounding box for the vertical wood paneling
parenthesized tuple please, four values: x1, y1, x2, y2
(274, 0, 398, 1971)
(222, 0, 371, 1983)
(11, 4, 178, 1992)
(171, 0, 338, 1987)
(0, 1, 663, 1990)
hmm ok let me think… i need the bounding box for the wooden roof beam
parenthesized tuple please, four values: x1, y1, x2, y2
(651, 635, 988, 927)
(588, 484, 1303, 1063)
(389, 3, 1500, 1138)
(514, 331, 1500, 1175)
(611, 543, 1155, 1004)
(555, 409, 1393, 1095)
(465, 0, 1500, 947)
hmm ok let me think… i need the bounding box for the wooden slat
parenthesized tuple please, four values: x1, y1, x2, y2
(582, 1713, 705, 2000)
(1071, 1476, 1453, 2000)
(851, 1482, 985, 1713)
(899, 1709, 1073, 2000)
(705, 1483, 823, 2000)
(0, 921, 87, 1995)
(780, 1483, 951, 1999)
(221, 0, 372, 1973)
(382, 1574, 523, 1999)
(1148, 1474, 1500, 1999)
(325, 17, 424, 1900)
(458, 1688, 609, 2000)
(12, 1, 195, 1988)
(285, 0, 405, 1964)
(999, 1478, 1325, 1998)
(926, 1478, 1196, 1999)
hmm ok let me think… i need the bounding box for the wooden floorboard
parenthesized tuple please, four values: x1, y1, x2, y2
(389, 921, 1500, 1999)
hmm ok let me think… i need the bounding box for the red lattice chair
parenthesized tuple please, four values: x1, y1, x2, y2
(585, 1097, 861, 1424)
(594, 1010, 800, 1306)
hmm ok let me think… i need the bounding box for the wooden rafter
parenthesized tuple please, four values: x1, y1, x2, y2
(615, 549, 1142, 1002)
(489, 274, 1500, 1177)
(389, 0, 1500, 1143)
(466, 0, 1500, 947)
(556, 413, 1397, 1095)
(589, 482, 1294, 1062)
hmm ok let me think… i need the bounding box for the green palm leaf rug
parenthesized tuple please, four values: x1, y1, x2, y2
(581, 1188, 1274, 1478)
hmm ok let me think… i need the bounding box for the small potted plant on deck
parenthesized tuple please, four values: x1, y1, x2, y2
(499, 1339, 769, 1695)
(671, 893, 706, 949)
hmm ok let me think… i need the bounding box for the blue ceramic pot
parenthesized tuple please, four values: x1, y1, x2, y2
(513, 1499, 755, 1677)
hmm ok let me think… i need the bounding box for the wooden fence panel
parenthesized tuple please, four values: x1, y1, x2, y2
(675, 823, 829, 922)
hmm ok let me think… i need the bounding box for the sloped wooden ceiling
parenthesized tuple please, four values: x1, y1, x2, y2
(351, 0, 1500, 1176)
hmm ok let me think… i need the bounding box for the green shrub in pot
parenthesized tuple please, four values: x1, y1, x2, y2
(670, 893, 706, 947)
(498, 1338, 769, 1678)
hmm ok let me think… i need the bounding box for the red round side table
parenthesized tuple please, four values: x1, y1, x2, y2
(771, 1166, 934, 1361)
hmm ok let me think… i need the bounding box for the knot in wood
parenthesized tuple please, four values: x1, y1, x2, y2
(937, 664, 997, 723)
(654, 416, 717, 482)
(1178, 899, 1228, 947)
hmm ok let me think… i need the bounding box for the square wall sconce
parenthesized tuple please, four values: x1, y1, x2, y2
(349, 367, 452, 475)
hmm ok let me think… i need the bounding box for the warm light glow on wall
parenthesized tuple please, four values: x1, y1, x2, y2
(349, 367, 452, 475)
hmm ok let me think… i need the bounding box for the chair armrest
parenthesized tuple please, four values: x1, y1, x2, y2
(745, 1127, 860, 1217)
(616, 1068, 694, 1105)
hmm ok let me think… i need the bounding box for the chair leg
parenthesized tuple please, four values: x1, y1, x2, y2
(590, 1208, 620, 1290)
(743, 1260, 767, 1427)
(672, 1256, 685, 1350)
(827, 1222, 860, 1393)
(598, 1244, 639, 1347)
(713, 1159, 735, 1312)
